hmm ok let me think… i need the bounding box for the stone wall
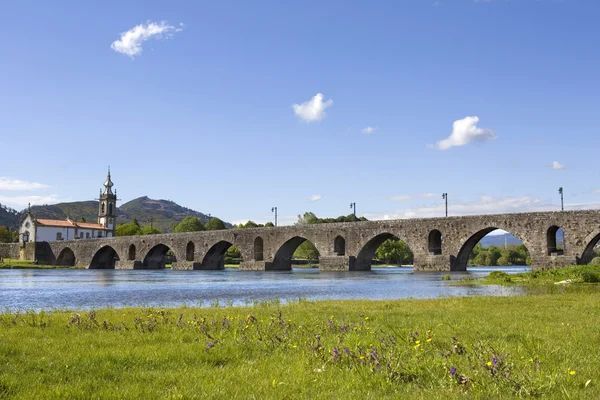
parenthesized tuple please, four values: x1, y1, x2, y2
(21, 209, 600, 272)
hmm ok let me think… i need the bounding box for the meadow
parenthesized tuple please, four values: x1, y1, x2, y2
(1, 285, 599, 399)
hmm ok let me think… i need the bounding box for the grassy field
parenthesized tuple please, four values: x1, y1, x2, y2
(0, 259, 83, 269)
(1, 287, 599, 399)
(463, 264, 600, 286)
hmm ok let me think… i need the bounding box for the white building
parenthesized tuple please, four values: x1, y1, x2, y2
(19, 171, 118, 244)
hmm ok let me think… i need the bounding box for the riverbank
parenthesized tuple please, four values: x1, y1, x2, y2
(1, 288, 598, 399)
(460, 264, 600, 286)
(0, 259, 83, 269)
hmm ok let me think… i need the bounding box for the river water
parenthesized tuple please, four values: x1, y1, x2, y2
(0, 266, 529, 311)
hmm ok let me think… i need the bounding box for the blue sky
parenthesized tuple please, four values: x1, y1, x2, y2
(1, 0, 599, 226)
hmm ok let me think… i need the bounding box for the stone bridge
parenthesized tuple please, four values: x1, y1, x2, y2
(7, 210, 600, 272)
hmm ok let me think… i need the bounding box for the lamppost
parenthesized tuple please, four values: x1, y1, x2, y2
(271, 207, 278, 227)
(350, 202, 356, 219)
(442, 193, 448, 217)
(558, 187, 564, 211)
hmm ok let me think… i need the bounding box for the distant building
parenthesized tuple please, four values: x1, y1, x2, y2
(19, 170, 118, 244)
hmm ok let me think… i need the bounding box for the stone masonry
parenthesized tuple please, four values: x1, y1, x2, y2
(6, 210, 600, 272)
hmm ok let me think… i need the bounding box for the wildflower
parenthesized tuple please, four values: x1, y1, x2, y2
(292, 345, 297, 349)
(415, 340, 421, 345)
(340, 327, 346, 332)
(426, 338, 432, 343)
(360, 356, 365, 360)
(487, 361, 492, 367)
(569, 370, 576, 376)
(450, 367, 457, 376)
(492, 356, 497, 365)
(364, 317, 369, 321)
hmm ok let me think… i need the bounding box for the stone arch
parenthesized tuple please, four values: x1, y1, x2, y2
(272, 236, 320, 271)
(56, 247, 75, 267)
(334, 235, 346, 256)
(128, 244, 136, 261)
(428, 230, 442, 255)
(254, 237, 264, 261)
(199, 240, 237, 270)
(143, 244, 176, 269)
(580, 228, 600, 264)
(355, 232, 413, 271)
(546, 225, 564, 255)
(186, 241, 195, 262)
(453, 227, 532, 271)
(90, 245, 120, 269)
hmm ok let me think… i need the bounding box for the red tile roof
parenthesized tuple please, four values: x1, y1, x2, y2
(35, 218, 110, 230)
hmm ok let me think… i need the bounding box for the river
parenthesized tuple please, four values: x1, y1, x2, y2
(0, 266, 529, 311)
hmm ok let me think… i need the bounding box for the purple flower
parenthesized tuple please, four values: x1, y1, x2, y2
(343, 347, 350, 356)
(450, 367, 457, 376)
(492, 356, 497, 365)
(340, 327, 346, 332)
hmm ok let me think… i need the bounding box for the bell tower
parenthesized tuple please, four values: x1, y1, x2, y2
(98, 167, 117, 233)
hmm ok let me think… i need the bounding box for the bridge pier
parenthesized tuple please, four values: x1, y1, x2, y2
(534, 255, 578, 270)
(114, 260, 142, 270)
(319, 256, 354, 271)
(239, 261, 274, 271)
(414, 254, 451, 272)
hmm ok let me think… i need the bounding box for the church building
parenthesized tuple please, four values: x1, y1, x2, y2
(19, 171, 118, 244)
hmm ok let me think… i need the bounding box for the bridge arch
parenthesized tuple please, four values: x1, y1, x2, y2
(90, 245, 120, 269)
(200, 240, 238, 270)
(453, 227, 532, 271)
(128, 244, 136, 261)
(186, 241, 195, 262)
(334, 235, 346, 256)
(143, 244, 176, 269)
(355, 232, 414, 271)
(546, 225, 564, 255)
(254, 237, 264, 261)
(428, 230, 442, 255)
(56, 247, 75, 267)
(272, 236, 320, 271)
(580, 228, 600, 264)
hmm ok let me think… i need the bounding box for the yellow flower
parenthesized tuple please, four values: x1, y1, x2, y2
(360, 356, 365, 360)
(487, 361, 492, 367)
(292, 345, 297, 349)
(415, 340, 421, 345)
(364, 316, 369, 321)
(569, 370, 576, 376)
(426, 338, 432, 343)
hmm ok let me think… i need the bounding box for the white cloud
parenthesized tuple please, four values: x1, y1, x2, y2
(390, 195, 411, 202)
(0, 194, 63, 208)
(361, 126, 377, 134)
(308, 194, 322, 202)
(111, 21, 183, 58)
(292, 93, 333, 122)
(593, 189, 600, 194)
(432, 116, 496, 150)
(551, 161, 565, 170)
(0, 177, 49, 191)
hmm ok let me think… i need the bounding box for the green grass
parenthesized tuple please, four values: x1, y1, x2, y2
(470, 264, 600, 286)
(1, 289, 599, 399)
(0, 259, 84, 269)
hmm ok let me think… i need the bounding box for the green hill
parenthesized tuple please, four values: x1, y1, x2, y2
(5, 196, 227, 233)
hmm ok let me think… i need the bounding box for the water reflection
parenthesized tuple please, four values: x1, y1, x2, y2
(0, 266, 529, 311)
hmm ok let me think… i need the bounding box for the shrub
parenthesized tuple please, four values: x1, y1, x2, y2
(488, 271, 512, 283)
(590, 257, 600, 265)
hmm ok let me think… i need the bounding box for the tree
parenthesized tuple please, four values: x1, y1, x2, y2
(293, 241, 320, 259)
(115, 222, 141, 237)
(205, 217, 226, 231)
(264, 222, 275, 227)
(296, 212, 319, 225)
(0, 226, 16, 243)
(225, 245, 241, 259)
(375, 239, 414, 265)
(174, 216, 205, 233)
(138, 226, 161, 235)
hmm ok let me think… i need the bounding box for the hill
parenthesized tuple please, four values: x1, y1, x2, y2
(8, 196, 228, 233)
(0, 204, 20, 229)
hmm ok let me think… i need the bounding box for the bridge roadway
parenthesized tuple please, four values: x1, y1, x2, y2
(6, 210, 600, 271)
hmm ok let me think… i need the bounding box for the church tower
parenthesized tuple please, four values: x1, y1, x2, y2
(98, 168, 117, 233)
